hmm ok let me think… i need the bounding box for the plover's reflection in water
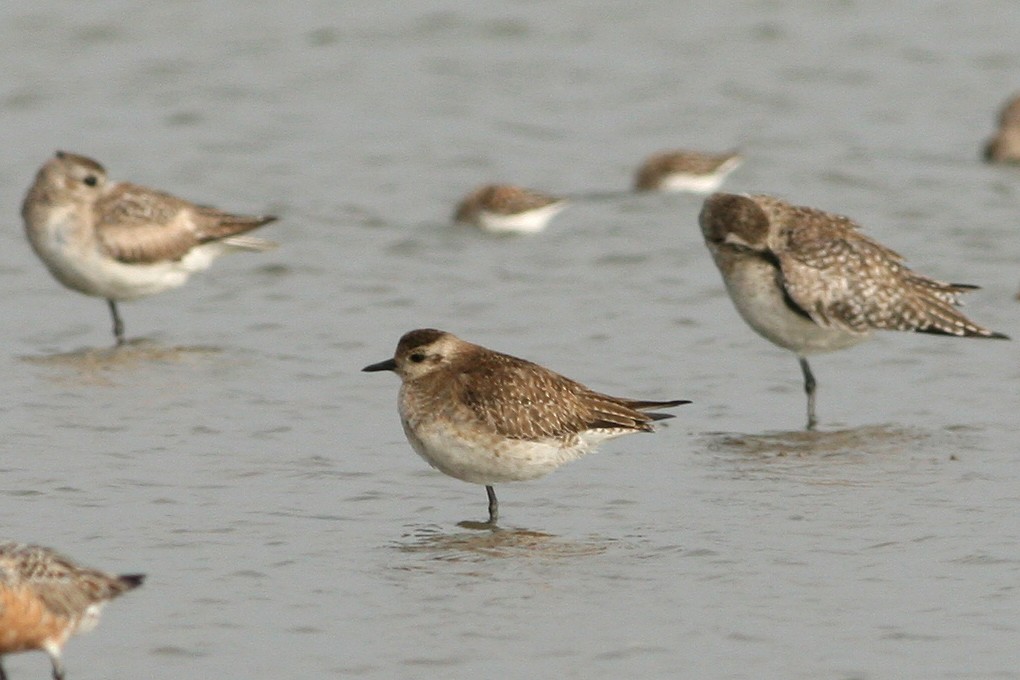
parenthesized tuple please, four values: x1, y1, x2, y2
(393, 524, 609, 561)
(702, 424, 942, 459)
(697, 424, 974, 486)
(22, 340, 224, 385)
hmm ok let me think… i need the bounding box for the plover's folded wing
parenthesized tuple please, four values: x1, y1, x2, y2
(457, 359, 680, 440)
(96, 182, 275, 263)
(777, 213, 1004, 338)
(94, 183, 203, 263)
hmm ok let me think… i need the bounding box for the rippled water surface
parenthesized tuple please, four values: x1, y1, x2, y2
(1, 2, 1018, 679)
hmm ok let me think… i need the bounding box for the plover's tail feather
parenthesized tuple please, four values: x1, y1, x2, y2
(116, 573, 146, 592)
(220, 235, 278, 251)
(624, 398, 691, 423)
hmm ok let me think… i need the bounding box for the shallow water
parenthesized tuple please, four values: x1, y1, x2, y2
(1, 1, 1019, 679)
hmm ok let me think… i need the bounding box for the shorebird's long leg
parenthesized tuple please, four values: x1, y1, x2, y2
(1, 658, 8, 680)
(799, 357, 817, 430)
(486, 485, 498, 524)
(107, 299, 125, 346)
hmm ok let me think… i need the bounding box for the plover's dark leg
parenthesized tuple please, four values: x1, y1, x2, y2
(486, 485, 498, 524)
(799, 356, 817, 430)
(107, 299, 125, 346)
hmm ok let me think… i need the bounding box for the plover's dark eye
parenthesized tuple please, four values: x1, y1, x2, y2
(409, 353, 426, 363)
(83, 175, 98, 187)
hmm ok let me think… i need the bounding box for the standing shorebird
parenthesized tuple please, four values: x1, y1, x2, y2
(983, 94, 1020, 163)
(363, 329, 688, 525)
(633, 150, 743, 193)
(699, 192, 1008, 430)
(453, 184, 568, 234)
(21, 151, 277, 345)
(0, 542, 144, 680)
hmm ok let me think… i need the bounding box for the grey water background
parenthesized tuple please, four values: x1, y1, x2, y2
(1, 1, 1019, 678)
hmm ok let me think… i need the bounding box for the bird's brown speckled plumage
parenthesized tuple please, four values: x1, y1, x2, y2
(395, 329, 678, 441)
(0, 542, 143, 680)
(699, 192, 1007, 429)
(702, 193, 1006, 339)
(364, 329, 688, 523)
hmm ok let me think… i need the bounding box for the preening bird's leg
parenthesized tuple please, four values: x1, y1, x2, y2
(107, 299, 125, 346)
(799, 356, 817, 430)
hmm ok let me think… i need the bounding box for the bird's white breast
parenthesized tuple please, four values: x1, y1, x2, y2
(475, 202, 565, 234)
(28, 211, 229, 301)
(715, 249, 869, 355)
(399, 414, 590, 484)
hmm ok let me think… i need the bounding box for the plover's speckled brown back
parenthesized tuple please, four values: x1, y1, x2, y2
(21, 151, 278, 345)
(0, 542, 144, 680)
(699, 192, 1008, 430)
(633, 150, 743, 193)
(363, 328, 689, 525)
(984, 94, 1020, 163)
(453, 184, 567, 234)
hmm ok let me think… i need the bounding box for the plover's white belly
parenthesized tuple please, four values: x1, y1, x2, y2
(29, 220, 227, 301)
(657, 158, 742, 194)
(400, 416, 591, 485)
(720, 253, 869, 355)
(475, 202, 565, 234)
(658, 172, 728, 194)
(74, 602, 107, 635)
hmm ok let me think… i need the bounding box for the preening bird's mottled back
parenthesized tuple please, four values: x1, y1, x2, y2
(702, 193, 1008, 339)
(699, 191, 1007, 430)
